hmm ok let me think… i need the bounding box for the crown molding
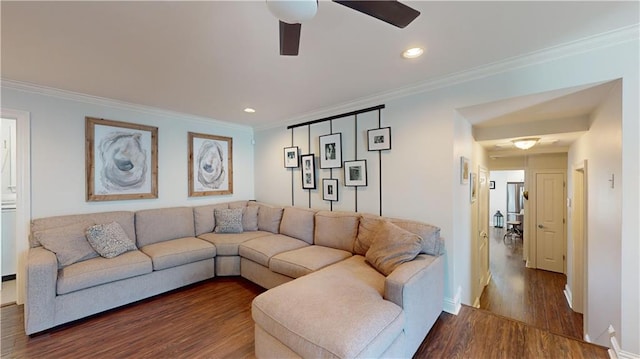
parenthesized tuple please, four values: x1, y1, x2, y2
(256, 24, 639, 132)
(0, 79, 254, 133)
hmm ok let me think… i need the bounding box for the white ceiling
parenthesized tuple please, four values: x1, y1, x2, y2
(1, 1, 638, 131)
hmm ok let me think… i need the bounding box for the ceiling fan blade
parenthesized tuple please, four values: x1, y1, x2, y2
(333, 1, 420, 28)
(279, 21, 301, 56)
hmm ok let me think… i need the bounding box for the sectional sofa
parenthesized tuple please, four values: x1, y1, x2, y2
(26, 200, 445, 358)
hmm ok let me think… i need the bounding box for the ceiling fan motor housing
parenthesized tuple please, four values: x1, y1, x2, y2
(267, 0, 318, 24)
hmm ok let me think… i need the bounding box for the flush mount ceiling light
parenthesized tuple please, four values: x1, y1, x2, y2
(244, 108, 256, 113)
(402, 47, 424, 59)
(512, 138, 540, 150)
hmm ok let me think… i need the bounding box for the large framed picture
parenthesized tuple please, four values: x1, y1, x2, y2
(323, 178, 338, 201)
(301, 154, 316, 189)
(319, 133, 342, 169)
(188, 132, 233, 197)
(344, 160, 367, 187)
(367, 127, 391, 151)
(86, 117, 158, 201)
(284, 146, 299, 168)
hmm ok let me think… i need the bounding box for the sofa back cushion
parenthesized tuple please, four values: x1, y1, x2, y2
(355, 214, 443, 256)
(314, 211, 359, 252)
(193, 203, 230, 236)
(30, 211, 135, 248)
(228, 200, 248, 209)
(135, 207, 195, 247)
(279, 207, 317, 244)
(250, 202, 284, 234)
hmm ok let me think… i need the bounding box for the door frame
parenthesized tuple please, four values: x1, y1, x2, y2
(527, 169, 567, 272)
(1, 108, 31, 305)
(571, 160, 588, 334)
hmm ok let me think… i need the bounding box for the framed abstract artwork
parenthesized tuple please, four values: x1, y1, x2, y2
(460, 156, 470, 184)
(86, 117, 158, 201)
(323, 178, 338, 201)
(188, 132, 233, 197)
(344, 160, 367, 187)
(301, 154, 316, 189)
(284, 146, 300, 168)
(319, 133, 342, 169)
(367, 127, 391, 151)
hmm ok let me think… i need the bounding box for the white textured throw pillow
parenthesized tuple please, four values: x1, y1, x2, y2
(85, 221, 137, 258)
(214, 208, 244, 233)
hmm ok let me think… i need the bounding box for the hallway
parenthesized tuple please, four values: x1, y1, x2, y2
(479, 227, 584, 340)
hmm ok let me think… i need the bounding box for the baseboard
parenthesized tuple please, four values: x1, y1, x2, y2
(443, 286, 462, 315)
(563, 284, 573, 309)
(608, 325, 640, 359)
(2, 274, 16, 282)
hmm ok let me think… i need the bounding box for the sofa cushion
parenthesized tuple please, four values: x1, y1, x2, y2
(270, 245, 352, 278)
(254, 204, 284, 234)
(366, 221, 423, 276)
(199, 231, 272, 256)
(57, 250, 152, 294)
(239, 234, 309, 267)
(242, 206, 259, 231)
(193, 203, 229, 236)
(314, 211, 359, 252)
(85, 221, 137, 259)
(252, 256, 403, 358)
(354, 215, 385, 256)
(135, 207, 195, 247)
(33, 221, 99, 268)
(228, 200, 248, 209)
(214, 208, 244, 233)
(140, 237, 216, 271)
(279, 207, 317, 244)
(389, 218, 443, 256)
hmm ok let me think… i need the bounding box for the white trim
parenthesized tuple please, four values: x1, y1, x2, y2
(443, 286, 462, 315)
(472, 297, 480, 309)
(608, 325, 640, 359)
(564, 284, 573, 309)
(0, 79, 253, 133)
(257, 25, 640, 131)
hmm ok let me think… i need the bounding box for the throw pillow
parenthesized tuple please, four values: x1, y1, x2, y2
(214, 208, 244, 233)
(33, 221, 99, 267)
(242, 206, 259, 231)
(365, 221, 423, 276)
(85, 221, 137, 259)
(354, 215, 386, 256)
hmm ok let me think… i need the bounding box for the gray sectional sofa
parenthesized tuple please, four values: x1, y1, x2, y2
(26, 200, 445, 358)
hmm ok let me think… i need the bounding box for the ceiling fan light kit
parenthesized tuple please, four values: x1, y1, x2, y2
(512, 138, 540, 150)
(269, 0, 421, 56)
(402, 47, 424, 59)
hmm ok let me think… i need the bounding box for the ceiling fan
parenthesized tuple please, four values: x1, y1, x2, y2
(266, 0, 420, 56)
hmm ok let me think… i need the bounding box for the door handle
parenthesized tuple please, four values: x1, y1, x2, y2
(538, 224, 544, 229)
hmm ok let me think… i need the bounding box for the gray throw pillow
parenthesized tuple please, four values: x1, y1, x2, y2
(214, 208, 244, 233)
(365, 220, 423, 276)
(85, 221, 137, 258)
(33, 221, 99, 267)
(242, 206, 259, 231)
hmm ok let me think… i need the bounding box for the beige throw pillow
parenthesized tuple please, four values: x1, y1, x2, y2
(365, 221, 423, 276)
(33, 221, 99, 267)
(85, 221, 137, 259)
(354, 216, 386, 256)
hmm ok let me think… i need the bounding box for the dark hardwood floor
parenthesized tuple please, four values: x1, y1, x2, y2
(480, 227, 584, 339)
(2, 259, 606, 358)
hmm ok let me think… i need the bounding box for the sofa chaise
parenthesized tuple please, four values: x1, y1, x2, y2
(26, 200, 445, 358)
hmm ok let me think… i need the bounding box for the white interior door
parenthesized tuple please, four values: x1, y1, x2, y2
(535, 172, 565, 273)
(477, 167, 490, 294)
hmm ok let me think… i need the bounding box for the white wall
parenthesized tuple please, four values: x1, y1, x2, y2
(255, 34, 639, 353)
(0, 86, 256, 219)
(489, 170, 525, 226)
(568, 82, 623, 347)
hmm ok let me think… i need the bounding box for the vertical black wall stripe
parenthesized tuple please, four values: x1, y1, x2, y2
(354, 114, 358, 213)
(291, 129, 294, 206)
(329, 120, 333, 212)
(378, 109, 382, 216)
(307, 125, 311, 208)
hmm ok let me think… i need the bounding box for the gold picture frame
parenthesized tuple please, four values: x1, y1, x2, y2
(188, 132, 233, 197)
(86, 117, 158, 201)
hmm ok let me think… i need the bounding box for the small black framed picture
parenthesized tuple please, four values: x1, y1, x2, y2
(284, 146, 299, 168)
(367, 127, 391, 151)
(489, 180, 496, 189)
(301, 154, 316, 189)
(344, 160, 367, 187)
(323, 178, 338, 201)
(319, 133, 342, 169)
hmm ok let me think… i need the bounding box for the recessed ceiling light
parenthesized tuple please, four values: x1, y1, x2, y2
(402, 47, 424, 59)
(244, 108, 256, 113)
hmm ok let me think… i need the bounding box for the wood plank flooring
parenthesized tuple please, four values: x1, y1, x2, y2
(480, 227, 584, 339)
(1, 276, 607, 358)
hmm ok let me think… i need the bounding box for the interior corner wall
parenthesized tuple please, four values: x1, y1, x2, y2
(255, 36, 638, 346)
(0, 87, 256, 219)
(568, 81, 623, 348)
